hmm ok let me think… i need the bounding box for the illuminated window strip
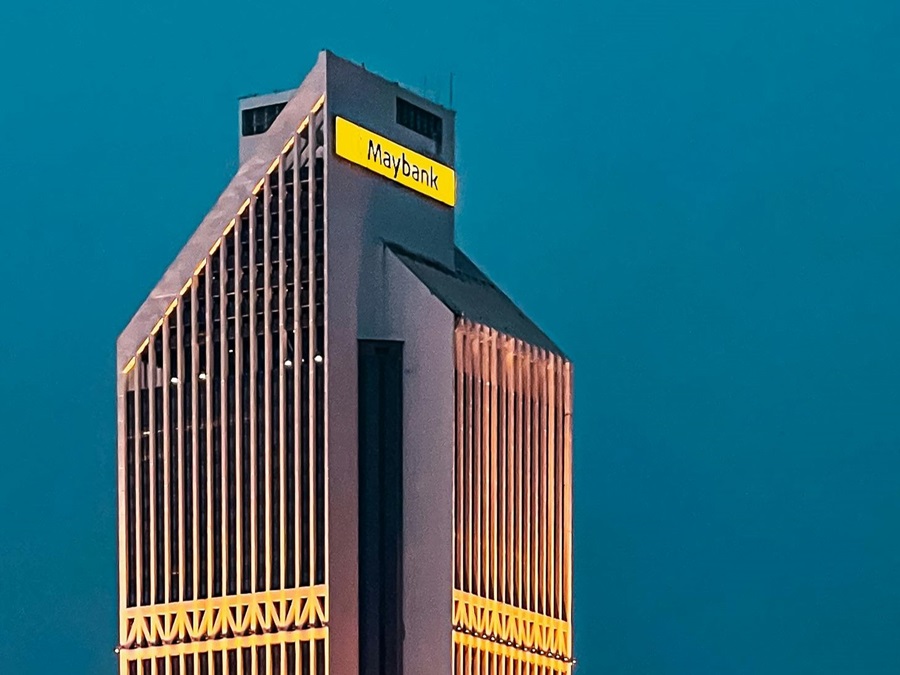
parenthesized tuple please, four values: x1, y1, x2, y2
(121, 626, 328, 661)
(123, 587, 328, 648)
(453, 590, 571, 660)
(453, 632, 571, 673)
(454, 319, 574, 623)
(453, 319, 574, 675)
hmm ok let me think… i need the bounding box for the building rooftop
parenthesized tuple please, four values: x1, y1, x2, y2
(388, 243, 566, 358)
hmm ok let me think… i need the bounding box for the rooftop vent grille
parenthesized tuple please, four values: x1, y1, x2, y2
(396, 97, 442, 152)
(242, 102, 287, 137)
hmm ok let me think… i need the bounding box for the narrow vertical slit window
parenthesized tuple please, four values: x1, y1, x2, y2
(358, 340, 403, 675)
(125, 384, 137, 606)
(181, 293, 194, 601)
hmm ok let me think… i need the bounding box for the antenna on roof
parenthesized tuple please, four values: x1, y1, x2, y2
(449, 73, 454, 108)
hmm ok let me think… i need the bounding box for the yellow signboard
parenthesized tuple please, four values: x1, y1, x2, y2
(335, 116, 456, 207)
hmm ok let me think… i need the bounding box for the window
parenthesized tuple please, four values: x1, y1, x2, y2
(241, 103, 287, 137)
(358, 340, 404, 675)
(396, 97, 442, 151)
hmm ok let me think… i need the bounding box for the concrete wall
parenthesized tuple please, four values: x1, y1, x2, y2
(384, 249, 455, 675)
(322, 51, 457, 675)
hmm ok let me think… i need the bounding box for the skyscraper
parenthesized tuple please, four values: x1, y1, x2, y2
(116, 51, 573, 675)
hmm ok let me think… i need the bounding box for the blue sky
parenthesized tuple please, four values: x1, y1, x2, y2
(1, 1, 899, 673)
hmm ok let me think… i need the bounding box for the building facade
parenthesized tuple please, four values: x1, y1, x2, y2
(116, 51, 573, 675)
